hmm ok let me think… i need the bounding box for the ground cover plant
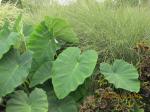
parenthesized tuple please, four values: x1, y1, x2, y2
(0, 0, 150, 112)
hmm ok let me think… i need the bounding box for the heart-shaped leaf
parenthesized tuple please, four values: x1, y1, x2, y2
(45, 17, 79, 43)
(0, 50, 32, 97)
(0, 22, 19, 59)
(100, 59, 140, 92)
(6, 88, 48, 112)
(52, 47, 98, 99)
(30, 61, 52, 87)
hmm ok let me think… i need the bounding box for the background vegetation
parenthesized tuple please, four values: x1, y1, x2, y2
(0, 3, 21, 29)
(23, 0, 150, 64)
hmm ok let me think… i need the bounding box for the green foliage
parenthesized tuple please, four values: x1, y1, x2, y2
(23, 0, 61, 24)
(0, 3, 21, 29)
(137, 109, 145, 112)
(0, 13, 97, 111)
(114, 0, 140, 6)
(47, 91, 78, 112)
(114, 0, 149, 6)
(26, 16, 96, 111)
(19, 0, 150, 111)
(45, 16, 79, 43)
(0, 22, 20, 59)
(0, 8, 146, 111)
(6, 88, 48, 112)
(24, 0, 150, 63)
(27, 21, 57, 70)
(52, 47, 98, 99)
(0, 14, 30, 98)
(65, 1, 150, 63)
(28, 17, 79, 87)
(0, 50, 32, 97)
(100, 59, 140, 92)
(13, 14, 23, 35)
(30, 61, 52, 87)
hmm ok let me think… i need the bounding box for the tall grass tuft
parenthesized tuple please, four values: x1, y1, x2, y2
(24, 0, 150, 64)
(0, 3, 22, 29)
(23, 0, 64, 25)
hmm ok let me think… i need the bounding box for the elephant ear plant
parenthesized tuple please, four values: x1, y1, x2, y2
(100, 59, 140, 92)
(0, 15, 98, 112)
(51, 47, 98, 99)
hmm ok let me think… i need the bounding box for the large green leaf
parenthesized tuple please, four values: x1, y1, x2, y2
(30, 61, 52, 87)
(6, 88, 48, 112)
(45, 17, 79, 43)
(0, 50, 32, 97)
(52, 47, 98, 99)
(27, 21, 56, 86)
(48, 91, 78, 112)
(27, 22, 56, 71)
(100, 59, 140, 92)
(0, 22, 19, 59)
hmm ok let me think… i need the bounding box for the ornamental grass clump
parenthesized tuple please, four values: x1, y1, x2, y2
(0, 3, 21, 29)
(23, 0, 150, 64)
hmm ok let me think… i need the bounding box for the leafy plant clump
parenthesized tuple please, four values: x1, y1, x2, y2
(0, 15, 99, 112)
(79, 58, 147, 112)
(80, 87, 144, 112)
